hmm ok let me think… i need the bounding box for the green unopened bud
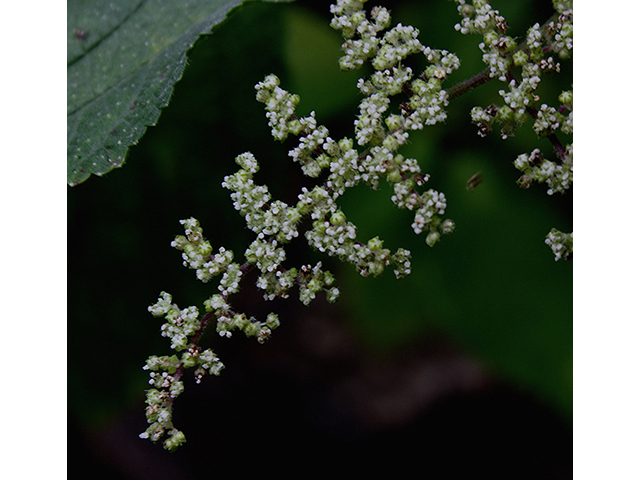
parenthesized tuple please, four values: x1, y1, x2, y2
(288, 119, 303, 135)
(559, 90, 572, 106)
(427, 77, 442, 90)
(497, 105, 514, 121)
(181, 352, 198, 368)
(235, 168, 252, 183)
(243, 321, 260, 337)
(330, 211, 347, 225)
(296, 200, 312, 216)
(323, 271, 335, 286)
(232, 314, 248, 330)
(338, 138, 353, 152)
(386, 169, 402, 183)
(312, 220, 327, 235)
(386, 114, 403, 131)
(382, 134, 399, 151)
(164, 430, 186, 452)
(308, 278, 322, 292)
(265, 313, 280, 330)
(512, 50, 528, 67)
(311, 186, 328, 202)
(502, 36, 517, 51)
(316, 153, 331, 169)
(483, 31, 499, 46)
(367, 236, 384, 251)
(426, 231, 440, 247)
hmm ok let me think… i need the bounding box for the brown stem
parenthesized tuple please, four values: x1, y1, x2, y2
(445, 67, 493, 101)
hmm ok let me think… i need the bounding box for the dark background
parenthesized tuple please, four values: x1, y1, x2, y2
(68, 0, 572, 477)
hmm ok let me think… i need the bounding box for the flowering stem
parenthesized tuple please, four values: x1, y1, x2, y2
(526, 103, 566, 161)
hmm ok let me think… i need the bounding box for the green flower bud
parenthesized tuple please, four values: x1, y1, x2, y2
(316, 153, 331, 169)
(232, 313, 248, 330)
(323, 271, 335, 286)
(170, 380, 184, 397)
(427, 77, 442, 90)
(164, 430, 186, 452)
(311, 186, 328, 202)
(296, 200, 312, 216)
(367, 236, 384, 251)
(237, 168, 253, 183)
(559, 90, 572, 106)
(382, 134, 399, 151)
(288, 119, 303, 135)
(181, 352, 198, 368)
(265, 313, 280, 330)
(497, 105, 514, 121)
(426, 231, 440, 247)
(171, 235, 189, 250)
(330, 211, 347, 225)
(308, 278, 322, 292)
(338, 137, 353, 152)
(145, 388, 161, 405)
(312, 220, 327, 235)
(386, 114, 403, 131)
(483, 31, 499, 46)
(512, 50, 528, 67)
(243, 321, 260, 338)
(386, 169, 402, 183)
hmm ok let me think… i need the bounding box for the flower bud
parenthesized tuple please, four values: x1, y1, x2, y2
(330, 211, 347, 225)
(426, 231, 440, 247)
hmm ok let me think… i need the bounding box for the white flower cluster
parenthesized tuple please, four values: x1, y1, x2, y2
(216, 311, 280, 343)
(456, 0, 573, 260)
(459, 0, 573, 143)
(148, 291, 201, 351)
(170, 218, 234, 283)
(533, 103, 562, 136)
(452, 0, 508, 36)
(254, 74, 302, 141)
(141, 292, 227, 450)
(525, 22, 544, 60)
(223, 155, 301, 243)
(297, 262, 340, 305)
(288, 113, 332, 177)
(140, 382, 187, 451)
(355, 92, 389, 145)
(549, 9, 573, 60)
(255, 65, 455, 249)
(371, 24, 423, 71)
(545, 228, 573, 261)
(142, 0, 474, 450)
(330, 1, 390, 70)
(513, 147, 573, 195)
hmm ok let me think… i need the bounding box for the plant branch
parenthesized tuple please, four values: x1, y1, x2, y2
(445, 67, 493, 101)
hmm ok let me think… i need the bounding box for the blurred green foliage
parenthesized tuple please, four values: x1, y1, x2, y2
(68, 0, 571, 437)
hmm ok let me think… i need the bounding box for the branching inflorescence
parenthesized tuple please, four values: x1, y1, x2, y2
(141, 0, 573, 450)
(457, 0, 573, 259)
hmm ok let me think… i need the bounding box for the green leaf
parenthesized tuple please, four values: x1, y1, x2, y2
(67, 0, 293, 186)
